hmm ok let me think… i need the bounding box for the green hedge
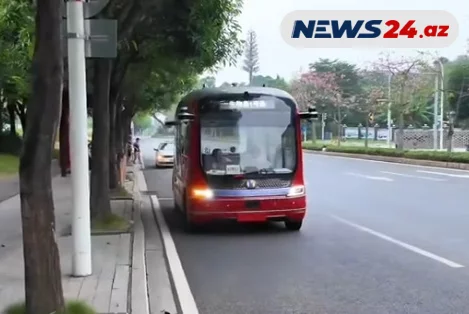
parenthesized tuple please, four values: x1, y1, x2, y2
(302, 142, 469, 163)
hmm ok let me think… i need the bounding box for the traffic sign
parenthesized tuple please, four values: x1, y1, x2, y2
(368, 112, 374, 123)
(62, 19, 117, 58)
(62, 0, 110, 19)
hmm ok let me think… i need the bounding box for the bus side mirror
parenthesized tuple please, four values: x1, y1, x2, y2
(177, 112, 195, 122)
(164, 120, 177, 127)
(299, 105, 318, 120)
(177, 106, 195, 122)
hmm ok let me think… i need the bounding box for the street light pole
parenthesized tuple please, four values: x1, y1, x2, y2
(433, 73, 439, 150)
(67, 0, 92, 276)
(387, 74, 392, 148)
(321, 113, 326, 141)
(437, 59, 445, 150)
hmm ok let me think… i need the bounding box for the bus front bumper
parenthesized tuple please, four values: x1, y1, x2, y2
(188, 196, 306, 223)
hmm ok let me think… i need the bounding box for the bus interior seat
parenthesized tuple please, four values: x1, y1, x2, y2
(202, 154, 214, 170)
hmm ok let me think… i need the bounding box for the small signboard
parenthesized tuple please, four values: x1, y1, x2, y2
(61, 0, 110, 19)
(62, 19, 117, 58)
(220, 100, 275, 110)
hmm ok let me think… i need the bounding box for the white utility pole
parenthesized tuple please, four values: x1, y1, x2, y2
(67, 0, 92, 276)
(438, 60, 445, 150)
(386, 74, 392, 148)
(433, 73, 439, 150)
(321, 113, 326, 141)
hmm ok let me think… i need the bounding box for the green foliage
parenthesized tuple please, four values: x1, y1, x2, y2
(4, 300, 96, 314)
(242, 29, 260, 83)
(0, 0, 34, 100)
(445, 56, 469, 125)
(252, 75, 289, 90)
(302, 142, 469, 163)
(198, 76, 216, 88)
(309, 59, 362, 97)
(0, 153, 19, 177)
(115, 0, 244, 117)
(133, 113, 153, 130)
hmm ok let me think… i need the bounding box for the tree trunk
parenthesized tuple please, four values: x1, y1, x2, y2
(397, 112, 405, 150)
(114, 97, 125, 185)
(109, 95, 118, 189)
(15, 102, 27, 132)
(90, 59, 113, 220)
(336, 107, 342, 147)
(396, 83, 406, 151)
(19, 0, 65, 312)
(59, 90, 70, 177)
(365, 118, 369, 148)
(311, 120, 316, 143)
(0, 102, 4, 135)
(7, 103, 16, 136)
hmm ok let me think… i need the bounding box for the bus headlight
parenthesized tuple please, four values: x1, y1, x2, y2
(192, 188, 214, 199)
(287, 185, 305, 197)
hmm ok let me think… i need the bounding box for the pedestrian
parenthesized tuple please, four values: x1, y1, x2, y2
(133, 137, 141, 164)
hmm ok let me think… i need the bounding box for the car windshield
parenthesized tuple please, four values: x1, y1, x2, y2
(200, 95, 297, 175)
(159, 143, 174, 152)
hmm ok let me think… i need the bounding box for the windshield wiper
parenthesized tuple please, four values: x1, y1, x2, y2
(244, 168, 276, 174)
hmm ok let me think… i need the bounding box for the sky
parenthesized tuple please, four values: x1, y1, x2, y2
(211, 0, 469, 85)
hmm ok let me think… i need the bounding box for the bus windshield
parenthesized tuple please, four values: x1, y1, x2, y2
(200, 96, 297, 175)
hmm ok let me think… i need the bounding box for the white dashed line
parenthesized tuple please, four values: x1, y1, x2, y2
(330, 214, 464, 268)
(416, 170, 469, 178)
(345, 172, 393, 181)
(380, 171, 446, 181)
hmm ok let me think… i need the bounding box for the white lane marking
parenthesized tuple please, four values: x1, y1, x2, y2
(416, 170, 469, 178)
(380, 171, 446, 181)
(158, 197, 174, 201)
(330, 214, 464, 268)
(141, 154, 199, 314)
(149, 196, 199, 314)
(345, 172, 393, 181)
(304, 152, 469, 173)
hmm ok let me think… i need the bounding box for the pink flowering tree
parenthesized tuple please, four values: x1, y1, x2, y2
(291, 71, 351, 143)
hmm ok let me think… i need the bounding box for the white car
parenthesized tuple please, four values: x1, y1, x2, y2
(154, 142, 175, 167)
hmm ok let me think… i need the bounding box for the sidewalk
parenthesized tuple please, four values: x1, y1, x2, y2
(0, 166, 176, 314)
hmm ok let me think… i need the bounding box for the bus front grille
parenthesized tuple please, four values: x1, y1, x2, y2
(207, 178, 291, 190)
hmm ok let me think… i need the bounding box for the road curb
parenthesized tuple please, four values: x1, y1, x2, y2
(304, 150, 469, 170)
(130, 167, 150, 314)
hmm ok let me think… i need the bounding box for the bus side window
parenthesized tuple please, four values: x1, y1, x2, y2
(179, 122, 191, 155)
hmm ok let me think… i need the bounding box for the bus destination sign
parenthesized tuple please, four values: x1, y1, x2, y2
(220, 100, 275, 110)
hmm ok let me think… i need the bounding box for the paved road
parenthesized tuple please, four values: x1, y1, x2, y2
(141, 138, 469, 314)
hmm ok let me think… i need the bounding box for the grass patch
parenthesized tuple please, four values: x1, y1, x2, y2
(4, 300, 96, 314)
(109, 185, 133, 200)
(304, 139, 390, 148)
(0, 154, 19, 178)
(302, 142, 469, 163)
(91, 213, 131, 233)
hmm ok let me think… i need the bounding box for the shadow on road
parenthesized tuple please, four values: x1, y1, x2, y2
(159, 199, 293, 237)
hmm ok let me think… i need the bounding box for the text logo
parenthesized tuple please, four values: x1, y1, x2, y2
(281, 10, 458, 48)
(245, 180, 257, 189)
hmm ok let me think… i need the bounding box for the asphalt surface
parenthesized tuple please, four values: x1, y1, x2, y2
(141, 138, 469, 314)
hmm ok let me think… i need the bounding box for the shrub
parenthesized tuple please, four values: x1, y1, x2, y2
(302, 143, 469, 163)
(4, 300, 96, 314)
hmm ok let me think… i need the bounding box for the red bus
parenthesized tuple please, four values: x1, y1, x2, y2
(167, 86, 317, 232)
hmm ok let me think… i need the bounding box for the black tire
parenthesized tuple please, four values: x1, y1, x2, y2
(181, 191, 196, 233)
(285, 220, 302, 231)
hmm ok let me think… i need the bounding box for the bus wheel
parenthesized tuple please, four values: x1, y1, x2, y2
(182, 193, 198, 233)
(285, 220, 302, 231)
